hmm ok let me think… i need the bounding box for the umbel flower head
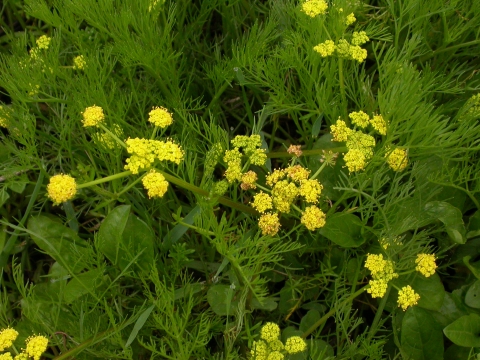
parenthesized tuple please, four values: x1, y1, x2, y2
(260, 322, 280, 342)
(47, 174, 77, 205)
(81, 105, 105, 127)
(250, 323, 306, 359)
(415, 253, 437, 277)
(365, 253, 399, 298)
(0, 105, 11, 128)
(301, 206, 326, 231)
(25, 335, 49, 360)
(397, 285, 420, 311)
(314, 40, 335, 57)
(258, 212, 281, 236)
(301, 0, 328, 17)
(0, 327, 19, 351)
(142, 170, 169, 198)
(148, 106, 173, 128)
(386, 148, 408, 172)
(73, 55, 86, 70)
(36, 35, 51, 49)
(284, 336, 307, 354)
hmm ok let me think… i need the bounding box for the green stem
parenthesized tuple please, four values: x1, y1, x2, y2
(256, 183, 270, 193)
(202, 81, 231, 121)
(98, 124, 127, 149)
(366, 285, 391, 343)
(310, 160, 328, 180)
(338, 58, 347, 121)
(77, 171, 132, 189)
(416, 40, 480, 63)
(268, 147, 347, 159)
(302, 285, 367, 338)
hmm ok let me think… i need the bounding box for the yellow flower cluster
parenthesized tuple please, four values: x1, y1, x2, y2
(47, 174, 77, 204)
(370, 115, 387, 135)
(142, 170, 169, 198)
(330, 119, 353, 142)
(36, 35, 51, 49)
(258, 213, 281, 236)
(345, 13, 356, 25)
(365, 253, 398, 298)
(125, 138, 184, 174)
(93, 124, 123, 150)
(301, 0, 328, 17)
(241, 170, 258, 190)
(385, 148, 408, 172)
(313, 40, 335, 57)
(301, 205, 326, 231)
(81, 105, 105, 127)
(0, 105, 10, 128)
(73, 55, 86, 70)
(252, 192, 273, 213)
(349, 111, 370, 128)
(0, 328, 18, 351)
(415, 253, 437, 277)
(272, 180, 299, 213)
(465, 93, 480, 117)
(250, 323, 307, 359)
(397, 285, 420, 311)
(0, 328, 48, 360)
(287, 145, 303, 157)
(148, 106, 173, 128)
(223, 135, 266, 184)
(351, 31, 370, 46)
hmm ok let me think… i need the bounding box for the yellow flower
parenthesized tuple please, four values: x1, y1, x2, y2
(465, 93, 480, 117)
(351, 31, 369, 46)
(28, 84, 40, 96)
(153, 138, 184, 164)
(0, 327, 19, 351)
(365, 254, 387, 276)
(251, 340, 268, 359)
(47, 174, 77, 205)
(301, 0, 328, 17)
(345, 13, 356, 25)
(13, 353, 29, 360)
(25, 335, 49, 360)
(249, 148, 267, 166)
(73, 55, 86, 70)
(258, 213, 281, 236)
(81, 105, 105, 127)
(231, 134, 261, 150)
(367, 279, 388, 298)
(346, 131, 375, 155)
(343, 149, 366, 172)
(313, 40, 335, 57)
(287, 145, 303, 157)
(36, 35, 51, 49)
(330, 119, 352, 142)
(272, 180, 298, 213)
(0, 105, 11, 128)
(350, 45, 368, 63)
(397, 285, 420, 311)
(334, 39, 351, 58)
(299, 179, 322, 203)
(93, 124, 123, 150)
(284, 336, 307, 354)
(266, 169, 286, 186)
(252, 192, 274, 213)
(212, 180, 229, 196)
(224, 148, 242, 164)
(267, 352, 284, 360)
(142, 170, 169, 198)
(370, 114, 387, 135)
(268, 339, 284, 352)
(349, 111, 370, 128)
(0, 353, 13, 360)
(241, 170, 258, 190)
(148, 106, 173, 128)
(260, 322, 280, 342)
(301, 205, 326, 231)
(285, 165, 310, 183)
(224, 160, 243, 183)
(415, 253, 437, 277)
(386, 148, 408, 172)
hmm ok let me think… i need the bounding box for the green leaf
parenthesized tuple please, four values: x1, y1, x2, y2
(444, 344, 472, 360)
(64, 268, 104, 303)
(412, 273, 445, 311)
(424, 201, 466, 244)
(207, 285, 239, 316)
(97, 205, 130, 266)
(311, 114, 323, 138)
(28, 215, 89, 274)
(467, 211, 480, 239)
(465, 280, 480, 309)
(319, 213, 364, 248)
(125, 304, 155, 348)
(444, 314, 480, 347)
(163, 205, 201, 250)
(299, 310, 321, 333)
(401, 307, 444, 360)
(251, 297, 278, 311)
(308, 339, 334, 359)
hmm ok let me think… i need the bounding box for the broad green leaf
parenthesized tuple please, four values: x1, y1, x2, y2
(434, 292, 470, 328)
(97, 205, 130, 266)
(163, 205, 201, 250)
(311, 114, 323, 138)
(401, 307, 444, 360)
(174, 283, 204, 300)
(125, 304, 155, 348)
(207, 285, 239, 316)
(424, 201, 466, 244)
(319, 213, 364, 248)
(412, 273, 445, 311)
(308, 339, 334, 359)
(28, 215, 89, 274)
(465, 280, 480, 309)
(0, 188, 9, 207)
(299, 310, 321, 333)
(64, 268, 104, 303)
(251, 297, 277, 311)
(444, 314, 480, 347)
(444, 344, 472, 360)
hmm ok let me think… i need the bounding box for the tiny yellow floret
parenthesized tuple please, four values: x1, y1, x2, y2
(268, 339, 284, 352)
(267, 352, 284, 360)
(272, 180, 298, 213)
(287, 145, 303, 157)
(73, 55, 86, 70)
(370, 114, 387, 135)
(0, 353, 13, 360)
(299, 179, 323, 203)
(415, 253, 437, 277)
(350, 45, 368, 63)
(81, 105, 105, 127)
(301, 0, 328, 17)
(386, 148, 408, 172)
(258, 213, 281, 236)
(260, 322, 280, 342)
(25, 335, 49, 360)
(142, 170, 169, 198)
(0, 327, 19, 351)
(266, 169, 286, 186)
(241, 170, 258, 190)
(0, 105, 10, 128)
(365, 254, 387, 276)
(13, 353, 29, 360)
(285, 165, 310, 183)
(301, 205, 326, 231)
(251, 340, 268, 359)
(349, 111, 370, 128)
(367, 279, 388, 298)
(351, 31, 369, 46)
(148, 106, 173, 128)
(330, 119, 352, 142)
(397, 285, 420, 311)
(345, 13, 356, 25)
(284, 336, 307, 354)
(343, 149, 367, 172)
(314, 40, 335, 57)
(36, 35, 51, 49)
(47, 174, 77, 205)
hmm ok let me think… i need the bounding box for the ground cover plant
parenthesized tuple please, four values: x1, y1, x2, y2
(1, 0, 480, 358)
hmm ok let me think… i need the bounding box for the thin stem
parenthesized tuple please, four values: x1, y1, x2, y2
(302, 285, 367, 338)
(202, 81, 231, 121)
(77, 171, 132, 189)
(98, 124, 127, 149)
(366, 285, 391, 343)
(338, 58, 348, 121)
(310, 161, 328, 180)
